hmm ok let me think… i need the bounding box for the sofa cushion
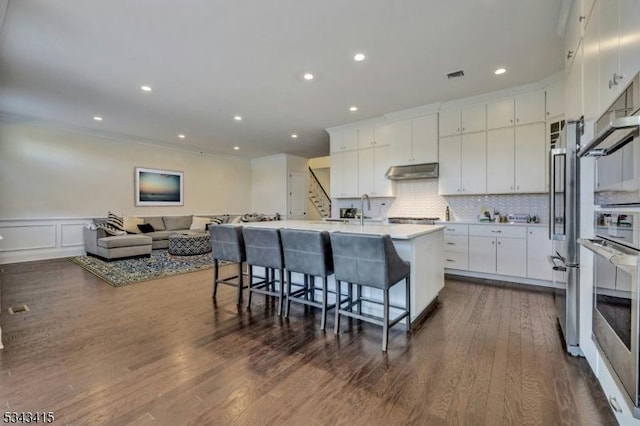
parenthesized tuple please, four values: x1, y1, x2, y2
(137, 223, 155, 233)
(146, 230, 176, 241)
(190, 216, 210, 231)
(98, 235, 152, 249)
(107, 211, 125, 231)
(123, 216, 144, 234)
(141, 216, 165, 231)
(96, 222, 126, 236)
(163, 215, 193, 231)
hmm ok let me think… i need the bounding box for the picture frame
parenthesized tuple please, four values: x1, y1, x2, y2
(135, 167, 184, 206)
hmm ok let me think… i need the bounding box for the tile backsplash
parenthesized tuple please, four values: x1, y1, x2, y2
(333, 180, 548, 222)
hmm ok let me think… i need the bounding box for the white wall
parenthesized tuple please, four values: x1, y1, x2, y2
(250, 154, 308, 218)
(0, 121, 253, 262)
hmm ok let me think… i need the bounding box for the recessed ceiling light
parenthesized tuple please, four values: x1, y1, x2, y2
(93, 116, 103, 121)
(234, 115, 242, 121)
(354, 53, 365, 61)
(349, 106, 358, 112)
(140, 85, 152, 92)
(178, 134, 185, 139)
(303, 73, 314, 81)
(291, 133, 298, 139)
(233, 146, 240, 150)
(494, 68, 506, 75)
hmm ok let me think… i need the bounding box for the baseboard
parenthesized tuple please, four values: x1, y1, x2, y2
(446, 271, 556, 293)
(0, 246, 86, 264)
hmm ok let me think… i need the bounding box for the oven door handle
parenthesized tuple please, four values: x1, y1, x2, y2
(578, 238, 639, 270)
(578, 115, 640, 157)
(547, 255, 567, 271)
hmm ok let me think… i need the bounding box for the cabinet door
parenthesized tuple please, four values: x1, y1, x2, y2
(565, 39, 583, 119)
(357, 147, 375, 195)
(619, 0, 640, 90)
(546, 80, 564, 120)
(343, 128, 359, 151)
(357, 126, 375, 149)
(564, 0, 583, 66)
(515, 123, 546, 193)
(439, 108, 461, 136)
(599, 0, 620, 111)
(527, 227, 552, 281)
(342, 150, 359, 197)
(487, 127, 515, 193)
(388, 119, 413, 165)
(411, 114, 438, 163)
(330, 153, 344, 197)
(444, 235, 469, 270)
(461, 132, 486, 194)
(515, 91, 546, 125)
(373, 145, 395, 196)
(583, 8, 600, 124)
(438, 135, 461, 195)
(374, 124, 391, 146)
(461, 103, 486, 133)
(330, 131, 344, 153)
(487, 98, 514, 129)
(469, 236, 496, 273)
(497, 237, 527, 277)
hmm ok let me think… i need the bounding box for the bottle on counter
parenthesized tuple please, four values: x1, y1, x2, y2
(445, 206, 451, 221)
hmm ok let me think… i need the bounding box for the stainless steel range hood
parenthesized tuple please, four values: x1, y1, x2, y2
(385, 163, 439, 180)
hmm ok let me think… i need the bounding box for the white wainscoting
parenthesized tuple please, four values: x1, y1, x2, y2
(0, 218, 92, 264)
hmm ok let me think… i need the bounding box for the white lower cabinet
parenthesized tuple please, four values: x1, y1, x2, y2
(598, 354, 636, 425)
(443, 224, 469, 270)
(526, 226, 552, 281)
(468, 225, 527, 277)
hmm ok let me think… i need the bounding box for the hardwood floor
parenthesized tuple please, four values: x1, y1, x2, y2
(0, 259, 616, 425)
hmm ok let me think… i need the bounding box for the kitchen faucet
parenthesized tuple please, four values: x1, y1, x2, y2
(360, 193, 370, 226)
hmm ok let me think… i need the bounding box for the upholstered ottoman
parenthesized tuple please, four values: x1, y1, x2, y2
(168, 233, 211, 256)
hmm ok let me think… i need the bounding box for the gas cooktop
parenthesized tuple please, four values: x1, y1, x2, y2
(387, 217, 440, 224)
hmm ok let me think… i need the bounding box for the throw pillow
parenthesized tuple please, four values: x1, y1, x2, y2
(107, 211, 124, 231)
(97, 222, 127, 236)
(137, 223, 155, 233)
(123, 216, 144, 234)
(190, 216, 210, 231)
(210, 217, 224, 225)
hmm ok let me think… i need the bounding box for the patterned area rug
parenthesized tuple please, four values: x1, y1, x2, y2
(69, 249, 215, 287)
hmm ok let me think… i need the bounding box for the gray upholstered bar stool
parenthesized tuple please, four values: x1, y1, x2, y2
(209, 224, 247, 305)
(280, 229, 336, 330)
(242, 227, 286, 316)
(330, 232, 411, 351)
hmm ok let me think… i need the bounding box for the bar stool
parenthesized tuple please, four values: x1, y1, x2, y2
(242, 227, 286, 316)
(209, 224, 247, 305)
(330, 232, 411, 351)
(280, 229, 336, 330)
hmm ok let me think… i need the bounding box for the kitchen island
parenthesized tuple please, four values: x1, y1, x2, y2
(239, 220, 445, 324)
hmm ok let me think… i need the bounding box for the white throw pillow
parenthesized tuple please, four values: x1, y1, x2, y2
(123, 216, 144, 234)
(190, 216, 211, 231)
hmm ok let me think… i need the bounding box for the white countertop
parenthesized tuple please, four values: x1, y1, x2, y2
(239, 220, 445, 240)
(436, 220, 547, 228)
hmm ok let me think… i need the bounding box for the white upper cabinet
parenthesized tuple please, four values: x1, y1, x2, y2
(487, 127, 515, 193)
(373, 124, 392, 146)
(460, 132, 487, 194)
(514, 123, 546, 193)
(330, 150, 359, 198)
(439, 108, 462, 136)
(619, 0, 640, 100)
(545, 79, 565, 120)
(565, 39, 584, 119)
(358, 146, 395, 197)
(599, 0, 621, 110)
(583, 8, 600, 123)
(330, 129, 359, 153)
(357, 126, 375, 149)
(410, 114, 438, 164)
(565, 0, 583, 66)
(515, 91, 546, 125)
(439, 104, 485, 136)
(438, 135, 462, 195)
(487, 98, 515, 129)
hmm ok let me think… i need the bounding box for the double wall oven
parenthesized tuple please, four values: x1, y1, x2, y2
(579, 72, 640, 415)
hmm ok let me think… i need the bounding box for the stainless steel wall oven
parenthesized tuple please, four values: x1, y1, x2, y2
(580, 212, 640, 414)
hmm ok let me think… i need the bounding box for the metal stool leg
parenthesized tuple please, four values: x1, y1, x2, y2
(236, 262, 243, 305)
(382, 289, 389, 352)
(277, 267, 285, 316)
(212, 259, 219, 299)
(334, 280, 341, 334)
(321, 276, 328, 331)
(285, 270, 293, 318)
(405, 276, 411, 332)
(247, 265, 254, 309)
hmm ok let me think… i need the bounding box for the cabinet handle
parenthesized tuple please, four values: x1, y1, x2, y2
(492, 241, 495, 244)
(516, 186, 519, 190)
(608, 396, 623, 413)
(446, 259, 455, 262)
(457, 128, 460, 132)
(498, 241, 501, 245)
(613, 73, 624, 86)
(446, 242, 456, 245)
(579, 15, 586, 22)
(567, 50, 574, 59)
(516, 118, 519, 123)
(510, 119, 513, 123)
(462, 127, 465, 131)
(446, 228, 455, 231)
(491, 230, 502, 233)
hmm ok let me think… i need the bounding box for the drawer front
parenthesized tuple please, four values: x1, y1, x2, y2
(444, 251, 469, 270)
(468, 224, 526, 238)
(444, 235, 468, 254)
(442, 223, 469, 235)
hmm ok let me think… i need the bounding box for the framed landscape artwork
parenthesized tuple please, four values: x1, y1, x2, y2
(135, 167, 184, 206)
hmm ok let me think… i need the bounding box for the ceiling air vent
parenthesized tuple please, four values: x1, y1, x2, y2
(446, 70, 465, 79)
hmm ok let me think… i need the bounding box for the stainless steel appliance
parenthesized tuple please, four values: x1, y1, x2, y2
(387, 217, 439, 225)
(578, 72, 640, 206)
(548, 118, 583, 356)
(579, 211, 640, 416)
(340, 208, 357, 219)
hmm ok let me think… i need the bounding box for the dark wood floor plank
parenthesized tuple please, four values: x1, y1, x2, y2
(0, 260, 617, 425)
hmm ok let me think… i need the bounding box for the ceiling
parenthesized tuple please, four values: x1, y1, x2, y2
(0, 0, 565, 159)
